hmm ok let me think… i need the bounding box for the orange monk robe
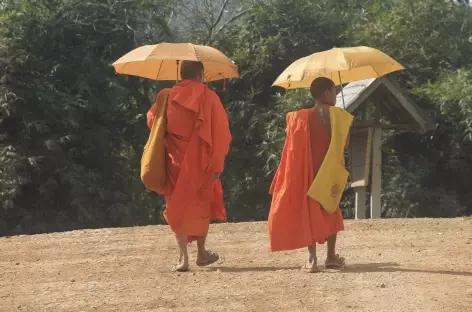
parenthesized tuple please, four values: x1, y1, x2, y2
(268, 109, 344, 252)
(155, 80, 231, 240)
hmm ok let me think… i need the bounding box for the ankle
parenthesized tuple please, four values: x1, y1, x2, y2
(327, 253, 336, 260)
(180, 252, 189, 261)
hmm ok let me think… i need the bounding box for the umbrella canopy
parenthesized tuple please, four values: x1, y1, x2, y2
(112, 43, 239, 82)
(272, 46, 404, 89)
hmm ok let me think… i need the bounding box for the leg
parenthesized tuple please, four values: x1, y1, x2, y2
(196, 235, 207, 258)
(302, 242, 320, 273)
(196, 235, 219, 266)
(327, 233, 337, 260)
(325, 233, 345, 269)
(173, 235, 189, 272)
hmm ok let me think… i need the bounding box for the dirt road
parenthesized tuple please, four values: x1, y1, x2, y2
(1, 218, 471, 312)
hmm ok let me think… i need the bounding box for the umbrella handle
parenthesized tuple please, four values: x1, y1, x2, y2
(176, 60, 179, 83)
(338, 71, 354, 190)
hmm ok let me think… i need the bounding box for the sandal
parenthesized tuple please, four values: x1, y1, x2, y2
(196, 250, 220, 267)
(172, 264, 189, 272)
(325, 254, 346, 269)
(301, 257, 320, 273)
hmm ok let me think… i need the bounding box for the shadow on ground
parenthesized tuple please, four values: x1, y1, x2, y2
(207, 262, 472, 277)
(344, 263, 472, 277)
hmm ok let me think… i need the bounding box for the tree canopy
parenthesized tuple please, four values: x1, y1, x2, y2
(1, 0, 471, 235)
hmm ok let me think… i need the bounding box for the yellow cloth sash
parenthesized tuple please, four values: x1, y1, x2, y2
(307, 106, 353, 213)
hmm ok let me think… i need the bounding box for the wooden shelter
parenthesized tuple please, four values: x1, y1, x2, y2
(336, 77, 435, 219)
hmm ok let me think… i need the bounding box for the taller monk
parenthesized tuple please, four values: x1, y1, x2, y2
(157, 61, 232, 272)
(268, 77, 351, 273)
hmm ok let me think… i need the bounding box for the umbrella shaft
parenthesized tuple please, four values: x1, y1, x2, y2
(338, 71, 353, 188)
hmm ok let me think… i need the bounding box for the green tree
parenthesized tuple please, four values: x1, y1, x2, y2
(213, 0, 355, 220)
(2, 0, 472, 235)
(348, 0, 472, 217)
(0, 0, 174, 234)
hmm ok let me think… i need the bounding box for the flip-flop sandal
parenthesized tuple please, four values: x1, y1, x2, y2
(196, 250, 219, 267)
(301, 256, 320, 273)
(172, 264, 189, 272)
(325, 254, 346, 269)
(301, 262, 320, 273)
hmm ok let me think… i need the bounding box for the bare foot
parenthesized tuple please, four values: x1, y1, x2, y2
(173, 257, 189, 272)
(325, 254, 346, 270)
(301, 257, 320, 273)
(196, 250, 219, 267)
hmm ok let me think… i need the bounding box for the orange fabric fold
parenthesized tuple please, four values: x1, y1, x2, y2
(268, 109, 344, 252)
(147, 80, 231, 239)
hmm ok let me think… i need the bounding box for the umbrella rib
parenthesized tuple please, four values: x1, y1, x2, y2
(118, 62, 129, 75)
(114, 43, 238, 82)
(155, 60, 164, 81)
(341, 49, 350, 70)
(191, 44, 205, 80)
(192, 44, 198, 61)
(371, 65, 382, 79)
(145, 44, 156, 62)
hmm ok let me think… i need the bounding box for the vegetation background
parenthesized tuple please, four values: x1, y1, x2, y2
(1, 0, 472, 235)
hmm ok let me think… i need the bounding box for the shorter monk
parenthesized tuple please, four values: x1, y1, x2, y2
(155, 61, 231, 272)
(268, 77, 350, 273)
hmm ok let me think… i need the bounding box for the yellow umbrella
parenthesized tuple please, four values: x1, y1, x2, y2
(272, 46, 404, 89)
(272, 46, 405, 191)
(112, 43, 239, 82)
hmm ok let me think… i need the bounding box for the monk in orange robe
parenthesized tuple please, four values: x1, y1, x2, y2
(268, 77, 348, 273)
(155, 61, 231, 272)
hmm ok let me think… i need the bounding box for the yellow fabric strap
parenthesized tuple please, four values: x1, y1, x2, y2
(307, 107, 353, 213)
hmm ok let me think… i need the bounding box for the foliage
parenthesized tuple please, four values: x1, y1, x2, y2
(0, 0, 174, 234)
(1, 0, 472, 235)
(217, 0, 355, 220)
(346, 0, 472, 217)
(348, 0, 472, 86)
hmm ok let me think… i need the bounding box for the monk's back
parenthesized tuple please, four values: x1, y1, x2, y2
(166, 81, 204, 141)
(308, 107, 331, 176)
(167, 99, 196, 141)
(268, 77, 347, 266)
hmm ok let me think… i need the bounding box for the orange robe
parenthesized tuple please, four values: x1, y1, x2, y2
(268, 108, 344, 252)
(156, 80, 231, 239)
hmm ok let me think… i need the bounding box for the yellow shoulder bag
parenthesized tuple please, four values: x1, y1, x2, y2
(141, 90, 170, 193)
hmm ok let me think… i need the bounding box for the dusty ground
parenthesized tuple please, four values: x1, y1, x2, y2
(1, 218, 471, 312)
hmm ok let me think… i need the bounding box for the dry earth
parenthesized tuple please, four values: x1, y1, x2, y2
(1, 218, 471, 312)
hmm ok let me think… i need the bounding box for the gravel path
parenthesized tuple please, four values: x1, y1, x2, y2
(1, 218, 471, 312)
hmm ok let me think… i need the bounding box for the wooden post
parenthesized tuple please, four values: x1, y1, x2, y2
(370, 127, 382, 219)
(355, 187, 367, 219)
(351, 128, 372, 220)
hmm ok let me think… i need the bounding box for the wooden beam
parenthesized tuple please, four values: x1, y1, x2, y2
(350, 128, 373, 187)
(370, 127, 382, 219)
(352, 122, 416, 131)
(381, 77, 435, 132)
